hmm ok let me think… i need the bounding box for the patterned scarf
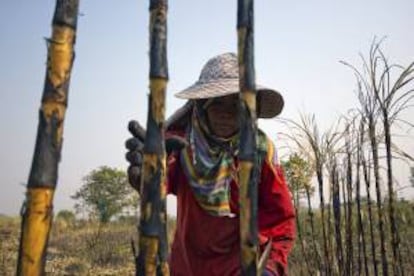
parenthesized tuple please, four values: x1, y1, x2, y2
(180, 103, 239, 217)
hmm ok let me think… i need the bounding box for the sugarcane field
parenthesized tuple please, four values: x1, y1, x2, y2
(1, 1, 414, 276)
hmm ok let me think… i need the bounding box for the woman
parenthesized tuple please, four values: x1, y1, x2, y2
(126, 53, 295, 275)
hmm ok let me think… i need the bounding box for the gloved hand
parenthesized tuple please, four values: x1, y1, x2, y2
(125, 120, 188, 192)
(125, 120, 146, 192)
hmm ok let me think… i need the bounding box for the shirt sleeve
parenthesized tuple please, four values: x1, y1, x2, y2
(258, 140, 296, 276)
(165, 130, 187, 195)
(166, 152, 179, 195)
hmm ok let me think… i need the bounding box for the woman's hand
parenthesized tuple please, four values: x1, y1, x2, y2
(125, 120, 146, 192)
(125, 120, 188, 192)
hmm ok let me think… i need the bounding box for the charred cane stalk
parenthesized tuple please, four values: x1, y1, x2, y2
(368, 116, 389, 276)
(136, 0, 169, 275)
(237, 0, 262, 274)
(361, 143, 378, 276)
(356, 120, 369, 276)
(16, 1, 79, 275)
(345, 127, 354, 276)
(331, 161, 343, 274)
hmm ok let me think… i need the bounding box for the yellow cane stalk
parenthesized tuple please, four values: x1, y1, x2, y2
(19, 188, 54, 275)
(17, 1, 79, 275)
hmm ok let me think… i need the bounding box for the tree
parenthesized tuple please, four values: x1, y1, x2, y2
(282, 153, 314, 199)
(56, 209, 75, 222)
(71, 166, 137, 223)
(55, 209, 76, 230)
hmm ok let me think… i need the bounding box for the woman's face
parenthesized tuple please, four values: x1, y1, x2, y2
(205, 94, 239, 138)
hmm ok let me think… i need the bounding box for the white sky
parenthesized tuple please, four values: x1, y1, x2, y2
(1, 0, 413, 215)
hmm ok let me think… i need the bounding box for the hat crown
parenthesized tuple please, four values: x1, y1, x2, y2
(198, 53, 238, 84)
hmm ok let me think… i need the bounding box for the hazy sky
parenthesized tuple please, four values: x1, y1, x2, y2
(1, 1, 413, 215)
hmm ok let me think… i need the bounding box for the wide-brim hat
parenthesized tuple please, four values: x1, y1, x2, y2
(175, 52, 284, 118)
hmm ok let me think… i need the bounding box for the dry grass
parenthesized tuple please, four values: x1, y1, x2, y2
(0, 216, 19, 275)
(2, 207, 413, 275)
(0, 215, 179, 275)
(1, 216, 137, 275)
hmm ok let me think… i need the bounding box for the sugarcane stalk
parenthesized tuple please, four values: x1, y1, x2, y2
(16, 1, 79, 275)
(368, 116, 389, 276)
(136, 0, 169, 275)
(331, 161, 343, 274)
(237, 0, 260, 274)
(344, 127, 354, 276)
(356, 121, 369, 276)
(361, 138, 378, 276)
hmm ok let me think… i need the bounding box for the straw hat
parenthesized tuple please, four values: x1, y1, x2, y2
(175, 52, 284, 118)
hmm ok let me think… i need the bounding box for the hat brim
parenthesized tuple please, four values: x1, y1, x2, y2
(175, 79, 284, 118)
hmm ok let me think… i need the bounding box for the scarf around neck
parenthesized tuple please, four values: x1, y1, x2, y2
(180, 104, 240, 217)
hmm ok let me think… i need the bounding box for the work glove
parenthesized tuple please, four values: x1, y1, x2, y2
(125, 120, 187, 192)
(125, 120, 146, 192)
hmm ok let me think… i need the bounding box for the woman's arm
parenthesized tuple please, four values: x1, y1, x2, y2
(258, 149, 296, 276)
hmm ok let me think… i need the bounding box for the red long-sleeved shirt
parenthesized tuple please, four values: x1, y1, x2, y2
(166, 134, 296, 276)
